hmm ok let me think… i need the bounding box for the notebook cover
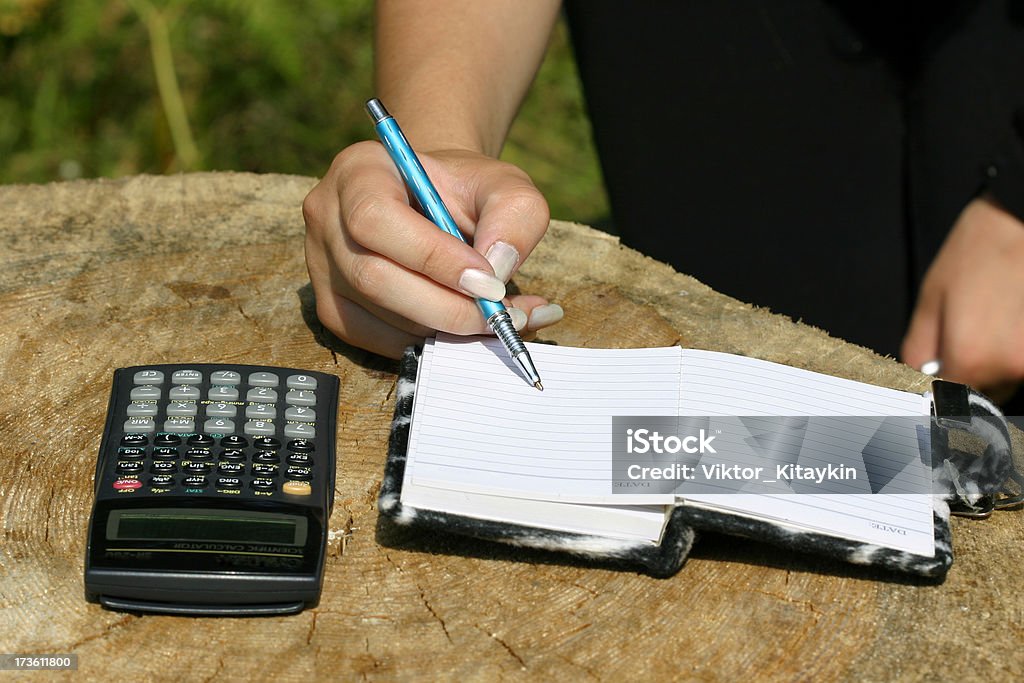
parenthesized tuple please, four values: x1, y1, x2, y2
(673, 500, 952, 578)
(378, 345, 959, 579)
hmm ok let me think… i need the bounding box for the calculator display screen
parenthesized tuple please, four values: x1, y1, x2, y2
(107, 508, 307, 546)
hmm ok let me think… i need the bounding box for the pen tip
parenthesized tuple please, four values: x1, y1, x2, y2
(534, 381, 544, 391)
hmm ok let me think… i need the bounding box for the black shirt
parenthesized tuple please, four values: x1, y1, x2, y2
(564, 0, 1024, 356)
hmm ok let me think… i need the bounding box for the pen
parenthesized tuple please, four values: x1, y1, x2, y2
(365, 98, 544, 390)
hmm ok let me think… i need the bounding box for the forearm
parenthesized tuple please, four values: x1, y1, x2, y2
(374, 0, 561, 157)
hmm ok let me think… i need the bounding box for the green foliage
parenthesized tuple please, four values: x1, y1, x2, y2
(0, 0, 608, 222)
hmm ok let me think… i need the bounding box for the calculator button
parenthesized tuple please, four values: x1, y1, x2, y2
(246, 387, 278, 403)
(286, 374, 318, 390)
(285, 406, 316, 422)
(124, 417, 156, 434)
(148, 474, 175, 488)
(184, 461, 213, 474)
(252, 450, 280, 463)
(130, 385, 161, 401)
(285, 466, 313, 481)
(252, 463, 279, 477)
(126, 402, 158, 417)
(169, 386, 200, 401)
(182, 475, 208, 489)
(118, 447, 146, 460)
(206, 403, 237, 418)
(220, 435, 248, 449)
(251, 478, 277, 491)
(171, 369, 203, 385)
(154, 433, 182, 447)
(164, 417, 195, 434)
(288, 439, 315, 452)
(218, 462, 244, 476)
(285, 423, 315, 439)
(187, 434, 215, 447)
(283, 481, 312, 496)
(285, 390, 316, 407)
(121, 433, 148, 446)
(248, 372, 279, 387)
(116, 461, 144, 475)
(208, 386, 239, 402)
(203, 418, 235, 434)
(186, 447, 212, 459)
(133, 370, 164, 385)
(244, 420, 275, 436)
(167, 401, 198, 417)
(254, 437, 281, 450)
(151, 461, 177, 474)
(210, 370, 241, 385)
(219, 449, 246, 462)
(153, 447, 178, 459)
(246, 404, 276, 419)
(216, 477, 242, 489)
(113, 478, 144, 491)
(288, 452, 313, 467)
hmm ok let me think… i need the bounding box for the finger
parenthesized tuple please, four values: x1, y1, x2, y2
(311, 288, 423, 360)
(901, 285, 942, 372)
(306, 221, 438, 343)
(423, 155, 549, 280)
(506, 295, 564, 331)
(470, 168, 550, 282)
(310, 169, 494, 337)
(316, 212, 546, 341)
(340, 144, 507, 301)
(334, 236, 497, 336)
(939, 296, 1021, 388)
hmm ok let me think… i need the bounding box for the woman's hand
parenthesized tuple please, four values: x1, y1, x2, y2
(303, 142, 562, 358)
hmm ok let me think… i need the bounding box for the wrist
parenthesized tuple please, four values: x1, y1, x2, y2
(373, 91, 502, 157)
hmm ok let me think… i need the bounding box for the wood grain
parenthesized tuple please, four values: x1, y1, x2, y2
(0, 173, 1020, 682)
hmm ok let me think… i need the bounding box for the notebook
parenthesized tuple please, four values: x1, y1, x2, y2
(379, 334, 961, 578)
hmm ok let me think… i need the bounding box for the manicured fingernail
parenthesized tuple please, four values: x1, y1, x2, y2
(485, 241, 520, 283)
(459, 269, 505, 301)
(508, 307, 528, 331)
(528, 303, 563, 329)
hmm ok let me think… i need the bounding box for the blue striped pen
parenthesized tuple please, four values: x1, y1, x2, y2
(365, 98, 543, 390)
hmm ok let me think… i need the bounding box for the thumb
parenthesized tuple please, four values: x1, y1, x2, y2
(901, 288, 942, 372)
(470, 164, 550, 283)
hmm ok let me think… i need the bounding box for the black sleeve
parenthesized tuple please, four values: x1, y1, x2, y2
(984, 108, 1024, 222)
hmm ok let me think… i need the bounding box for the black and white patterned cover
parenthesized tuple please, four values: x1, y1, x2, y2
(378, 348, 696, 577)
(378, 348, 1014, 579)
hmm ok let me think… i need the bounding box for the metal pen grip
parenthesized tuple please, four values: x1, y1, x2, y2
(487, 310, 526, 356)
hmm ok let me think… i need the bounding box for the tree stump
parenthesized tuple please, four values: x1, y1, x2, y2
(0, 173, 1021, 681)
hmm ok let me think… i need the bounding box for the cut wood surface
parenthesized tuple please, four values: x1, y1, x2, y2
(0, 173, 1021, 681)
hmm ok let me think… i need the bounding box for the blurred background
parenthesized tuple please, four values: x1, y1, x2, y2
(0, 0, 609, 224)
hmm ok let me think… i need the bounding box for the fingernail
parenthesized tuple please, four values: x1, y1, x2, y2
(508, 307, 527, 331)
(920, 359, 942, 376)
(485, 241, 520, 283)
(528, 303, 563, 329)
(459, 269, 505, 301)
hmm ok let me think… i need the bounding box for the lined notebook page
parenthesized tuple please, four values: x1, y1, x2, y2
(678, 350, 929, 417)
(678, 350, 935, 556)
(404, 335, 680, 505)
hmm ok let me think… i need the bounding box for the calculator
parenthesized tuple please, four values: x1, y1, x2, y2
(84, 364, 339, 616)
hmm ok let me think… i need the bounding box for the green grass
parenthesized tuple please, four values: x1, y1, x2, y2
(0, 0, 608, 224)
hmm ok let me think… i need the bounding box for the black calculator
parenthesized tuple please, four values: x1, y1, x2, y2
(85, 364, 339, 616)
